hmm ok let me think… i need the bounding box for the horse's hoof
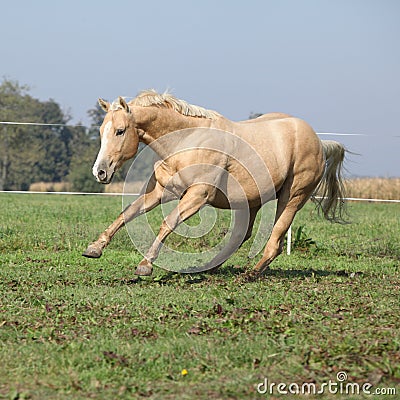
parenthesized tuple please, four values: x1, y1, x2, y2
(134, 260, 153, 276)
(82, 245, 103, 259)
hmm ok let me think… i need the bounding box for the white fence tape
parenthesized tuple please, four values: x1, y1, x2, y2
(313, 196, 400, 204)
(0, 121, 91, 128)
(1, 190, 399, 203)
(0, 190, 127, 196)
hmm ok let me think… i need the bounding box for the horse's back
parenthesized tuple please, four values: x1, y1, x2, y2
(233, 115, 322, 159)
(238, 112, 292, 124)
(228, 115, 324, 194)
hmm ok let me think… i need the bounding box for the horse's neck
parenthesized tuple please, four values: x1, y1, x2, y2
(133, 106, 215, 156)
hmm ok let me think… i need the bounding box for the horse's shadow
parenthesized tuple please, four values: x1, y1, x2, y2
(148, 265, 362, 285)
(263, 268, 357, 279)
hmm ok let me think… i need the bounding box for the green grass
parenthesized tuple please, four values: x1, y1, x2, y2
(0, 193, 399, 399)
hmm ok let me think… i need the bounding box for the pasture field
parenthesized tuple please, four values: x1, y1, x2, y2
(0, 193, 399, 399)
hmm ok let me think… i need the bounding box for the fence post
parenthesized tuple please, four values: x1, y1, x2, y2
(287, 225, 292, 255)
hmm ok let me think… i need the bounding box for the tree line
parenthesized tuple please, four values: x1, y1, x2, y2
(0, 78, 154, 192)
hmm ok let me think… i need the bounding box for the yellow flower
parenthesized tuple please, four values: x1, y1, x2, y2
(181, 369, 188, 376)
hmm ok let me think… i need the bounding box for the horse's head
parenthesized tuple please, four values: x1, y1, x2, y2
(92, 96, 140, 184)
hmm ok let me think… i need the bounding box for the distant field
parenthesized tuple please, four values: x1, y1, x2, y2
(345, 178, 400, 200)
(0, 193, 399, 399)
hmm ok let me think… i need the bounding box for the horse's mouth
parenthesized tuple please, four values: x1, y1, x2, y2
(98, 172, 114, 184)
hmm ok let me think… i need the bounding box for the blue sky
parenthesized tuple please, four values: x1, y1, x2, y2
(1, 0, 399, 176)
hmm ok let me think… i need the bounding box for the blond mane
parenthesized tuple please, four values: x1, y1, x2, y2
(128, 89, 221, 120)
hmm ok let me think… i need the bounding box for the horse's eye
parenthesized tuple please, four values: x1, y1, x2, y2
(116, 128, 125, 136)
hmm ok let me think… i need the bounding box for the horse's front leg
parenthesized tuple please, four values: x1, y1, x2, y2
(82, 185, 163, 259)
(135, 185, 209, 276)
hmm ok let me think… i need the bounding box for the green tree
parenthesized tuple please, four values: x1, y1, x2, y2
(67, 103, 104, 192)
(0, 79, 73, 190)
(249, 112, 263, 119)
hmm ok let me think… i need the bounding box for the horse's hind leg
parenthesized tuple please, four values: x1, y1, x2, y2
(252, 183, 311, 275)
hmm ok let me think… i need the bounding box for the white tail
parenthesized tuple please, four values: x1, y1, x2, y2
(313, 140, 347, 222)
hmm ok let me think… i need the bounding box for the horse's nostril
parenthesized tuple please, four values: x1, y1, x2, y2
(98, 169, 107, 180)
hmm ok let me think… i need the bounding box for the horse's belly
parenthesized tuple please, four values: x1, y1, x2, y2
(210, 173, 278, 209)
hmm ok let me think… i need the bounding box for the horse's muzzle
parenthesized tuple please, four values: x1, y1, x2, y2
(93, 161, 114, 184)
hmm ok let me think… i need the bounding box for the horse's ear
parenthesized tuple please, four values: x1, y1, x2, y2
(98, 98, 110, 112)
(118, 96, 130, 113)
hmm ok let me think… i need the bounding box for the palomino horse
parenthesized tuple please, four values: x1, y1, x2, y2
(83, 90, 346, 276)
